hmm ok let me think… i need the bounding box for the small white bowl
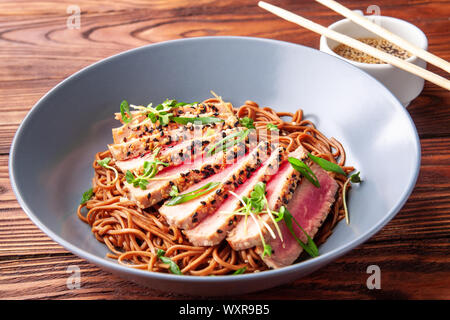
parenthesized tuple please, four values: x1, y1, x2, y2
(320, 15, 428, 107)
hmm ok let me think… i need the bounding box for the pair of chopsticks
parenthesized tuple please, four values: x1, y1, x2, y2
(258, 0, 450, 91)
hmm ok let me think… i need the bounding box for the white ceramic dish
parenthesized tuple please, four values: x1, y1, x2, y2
(320, 15, 428, 107)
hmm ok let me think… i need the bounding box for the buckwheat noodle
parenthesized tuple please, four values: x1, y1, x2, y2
(77, 99, 354, 275)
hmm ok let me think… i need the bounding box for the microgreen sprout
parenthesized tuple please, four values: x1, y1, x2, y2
(227, 183, 284, 259)
(239, 117, 255, 129)
(225, 181, 319, 259)
(131, 99, 179, 126)
(266, 123, 278, 131)
(96, 157, 119, 185)
(342, 171, 362, 224)
(80, 188, 93, 205)
(125, 148, 169, 190)
(128, 99, 221, 127)
(120, 100, 132, 124)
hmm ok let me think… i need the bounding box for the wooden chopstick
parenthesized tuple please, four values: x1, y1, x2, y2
(315, 0, 450, 74)
(258, 1, 450, 91)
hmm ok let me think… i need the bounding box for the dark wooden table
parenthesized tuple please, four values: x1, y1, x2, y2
(0, 0, 449, 300)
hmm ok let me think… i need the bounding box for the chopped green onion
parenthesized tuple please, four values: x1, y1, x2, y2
(156, 249, 182, 275)
(281, 206, 319, 258)
(207, 129, 250, 156)
(350, 171, 361, 183)
(171, 116, 224, 125)
(266, 123, 278, 131)
(307, 153, 346, 176)
(288, 157, 320, 188)
(166, 182, 220, 206)
(233, 267, 247, 275)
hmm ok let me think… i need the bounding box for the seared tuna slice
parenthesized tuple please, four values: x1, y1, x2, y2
(109, 110, 243, 162)
(185, 147, 284, 246)
(114, 111, 147, 124)
(109, 124, 209, 161)
(226, 146, 305, 250)
(115, 127, 246, 173)
(112, 101, 238, 143)
(258, 164, 338, 268)
(159, 141, 271, 230)
(112, 112, 230, 144)
(124, 139, 251, 208)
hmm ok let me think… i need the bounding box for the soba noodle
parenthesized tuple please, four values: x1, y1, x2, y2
(77, 99, 354, 275)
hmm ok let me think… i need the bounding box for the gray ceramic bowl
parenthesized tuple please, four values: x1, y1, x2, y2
(9, 36, 420, 296)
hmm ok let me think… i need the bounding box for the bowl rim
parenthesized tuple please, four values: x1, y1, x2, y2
(9, 36, 421, 284)
(319, 15, 428, 69)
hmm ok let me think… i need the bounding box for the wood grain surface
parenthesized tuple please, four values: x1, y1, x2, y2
(0, 0, 449, 300)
